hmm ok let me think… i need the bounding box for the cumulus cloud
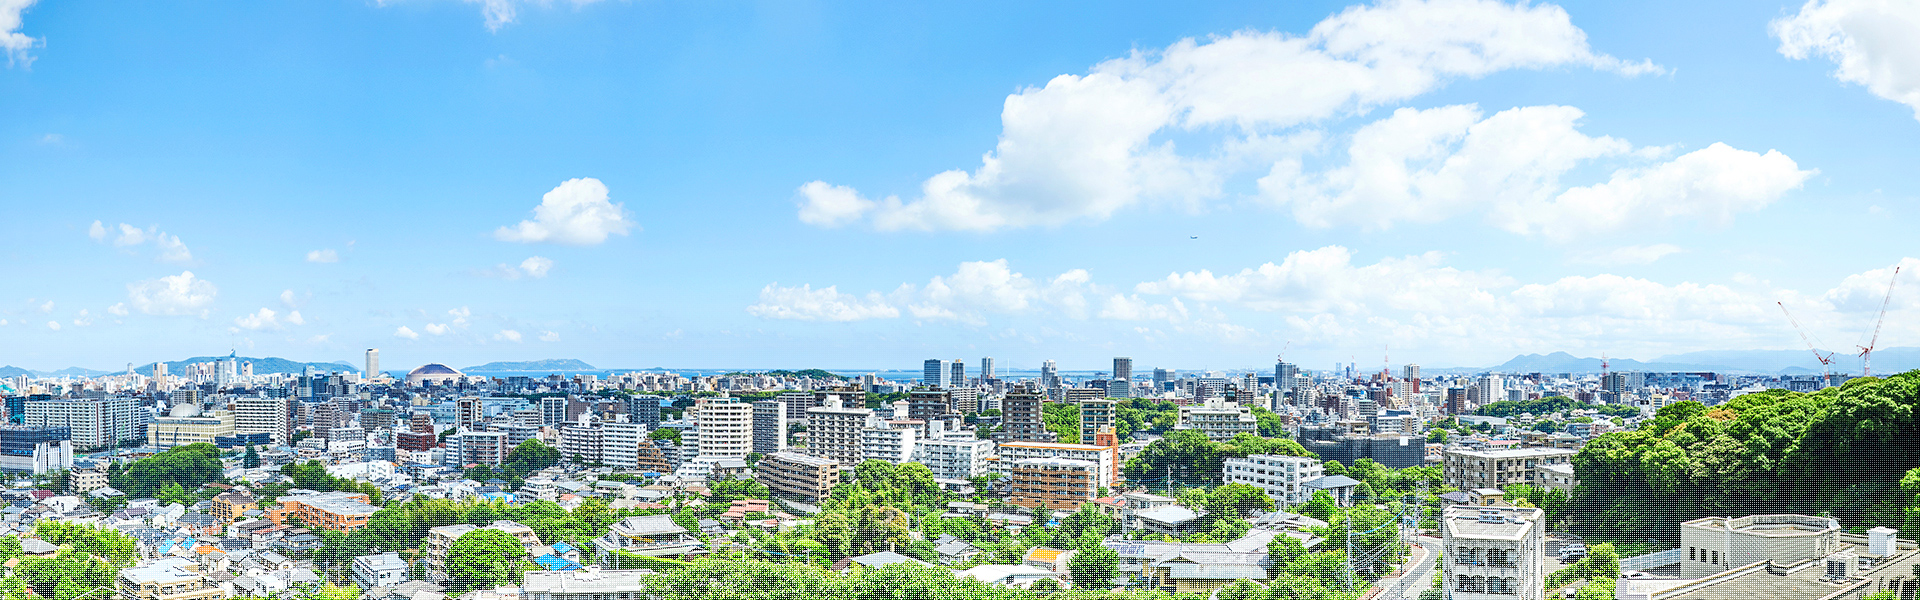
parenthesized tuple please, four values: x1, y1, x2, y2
(307, 249, 340, 263)
(107, 303, 128, 316)
(1494, 143, 1814, 240)
(127, 271, 218, 317)
(448, 307, 471, 326)
(538, 330, 560, 342)
(495, 329, 523, 342)
(37, 300, 51, 313)
(483, 257, 554, 279)
(748, 260, 1096, 325)
(45, 321, 57, 331)
(234, 308, 284, 331)
(799, 0, 1662, 232)
(394, 326, 420, 340)
(495, 178, 634, 245)
(1775, 0, 1920, 120)
(72, 309, 91, 327)
(425, 323, 452, 335)
(89, 222, 194, 262)
(1, 0, 39, 68)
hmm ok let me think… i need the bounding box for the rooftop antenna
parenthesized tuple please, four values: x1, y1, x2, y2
(1858, 266, 1901, 377)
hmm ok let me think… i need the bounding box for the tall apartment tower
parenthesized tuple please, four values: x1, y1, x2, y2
(365, 349, 380, 379)
(751, 400, 787, 454)
(1110, 357, 1133, 398)
(923, 359, 950, 389)
(1403, 364, 1421, 394)
(235, 396, 294, 445)
(692, 400, 753, 459)
(1040, 360, 1059, 388)
(980, 357, 995, 381)
(949, 359, 967, 388)
(1275, 361, 1301, 406)
(995, 383, 1056, 442)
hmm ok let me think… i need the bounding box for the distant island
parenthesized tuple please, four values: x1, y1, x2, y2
(464, 358, 598, 372)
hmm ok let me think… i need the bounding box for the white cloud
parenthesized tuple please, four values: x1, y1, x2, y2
(280, 290, 300, 308)
(90, 222, 194, 262)
(234, 308, 284, 331)
(747, 285, 901, 322)
(495, 178, 634, 245)
(520, 256, 553, 278)
(449, 307, 470, 326)
(286, 311, 304, 325)
(107, 303, 128, 316)
(1572, 244, 1684, 266)
(538, 330, 560, 342)
(307, 249, 339, 263)
(795, 182, 878, 227)
(1, 0, 39, 68)
(1774, 0, 1920, 120)
(72, 309, 90, 327)
(307, 334, 330, 343)
(127, 271, 218, 316)
(37, 300, 51, 313)
(801, 0, 1660, 232)
(394, 326, 420, 340)
(430, 0, 606, 32)
(1496, 143, 1814, 240)
(425, 323, 452, 335)
(748, 260, 1096, 324)
(45, 320, 57, 331)
(1823, 257, 1918, 313)
(495, 329, 524, 342)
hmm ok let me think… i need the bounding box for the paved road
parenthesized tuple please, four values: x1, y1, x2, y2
(1378, 535, 1443, 600)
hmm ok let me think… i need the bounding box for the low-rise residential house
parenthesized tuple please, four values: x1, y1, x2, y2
(1023, 547, 1077, 574)
(353, 552, 410, 590)
(118, 557, 228, 600)
(1129, 505, 1203, 536)
(957, 564, 1066, 589)
(932, 535, 981, 565)
(1301, 475, 1362, 506)
(589, 515, 701, 559)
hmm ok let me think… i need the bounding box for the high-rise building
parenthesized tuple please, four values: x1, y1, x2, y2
(234, 396, 293, 446)
(692, 400, 752, 459)
(626, 395, 662, 428)
(1040, 360, 1059, 388)
(1110, 357, 1133, 398)
(923, 359, 950, 389)
(751, 400, 787, 454)
(25, 397, 139, 449)
(1079, 398, 1115, 444)
(995, 384, 1055, 442)
(455, 397, 484, 429)
(365, 349, 380, 378)
(1402, 364, 1421, 394)
(805, 401, 874, 465)
(1275, 361, 1301, 404)
(949, 359, 967, 388)
(980, 357, 995, 381)
(541, 396, 568, 426)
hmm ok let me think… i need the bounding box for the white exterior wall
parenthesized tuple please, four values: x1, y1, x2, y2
(1222, 454, 1324, 506)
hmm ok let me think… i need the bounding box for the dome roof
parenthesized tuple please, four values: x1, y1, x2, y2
(409, 363, 463, 376)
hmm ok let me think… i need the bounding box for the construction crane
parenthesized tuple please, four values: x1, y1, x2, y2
(1779, 301, 1836, 387)
(1858, 266, 1901, 377)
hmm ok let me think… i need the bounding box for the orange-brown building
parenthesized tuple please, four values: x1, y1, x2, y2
(211, 489, 256, 524)
(1008, 457, 1098, 511)
(267, 491, 379, 533)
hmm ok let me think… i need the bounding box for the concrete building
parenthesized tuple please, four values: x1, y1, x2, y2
(924, 359, 952, 389)
(1535, 463, 1578, 495)
(0, 425, 73, 474)
(692, 400, 753, 459)
(1111, 357, 1133, 397)
(752, 400, 787, 454)
(777, 391, 817, 422)
(523, 569, 650, 600)
(859, 421, 917, 464)
(27, 396, 139, 449)
(1441, 504, 1546, 600)
(1008, 457, 1099, 511)
(1079, 398, 1115, 444)
(805, 403, 873, 465)
(450, 429, 510, 466)
(117, 557, 227, 600)
(352, 552, 408, 590)
(234, 395, 293, 446)
(1222, 454, 1325, 507)
(997, 441, 1120, 488)
(913, 437, 996, 479)
(269, 491, 380, 532)
(69, 461, 108, 492)
(1679, 514, 1840, 578)
(756, 451, 840, 503)
(1176, 398, 1256, 441)
(1442, 447, 1579, 491)
(997, 384, 1055, 442)
(148, 410, 236, 449)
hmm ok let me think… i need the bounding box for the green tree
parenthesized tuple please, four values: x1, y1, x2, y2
(108, 443, 223, 497)
(503, 439, 561, 476)
(1197, 483, 1274, 519)
(650, 428, 682, 445)
(1067, 546, 1119, 589)
(1042, 402, 1081, 444)
(444, 528, 535, 593)
(243, 445, 262, 469)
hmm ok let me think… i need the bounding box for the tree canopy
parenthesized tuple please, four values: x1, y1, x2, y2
(445, 528, 536, 593)
(109, 443, 223, 498)
(1123, 430, 1313, 487)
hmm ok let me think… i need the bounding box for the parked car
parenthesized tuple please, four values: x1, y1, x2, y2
(1559, 543, 1587, 561)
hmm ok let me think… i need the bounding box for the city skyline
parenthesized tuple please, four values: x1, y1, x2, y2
(6, 0, 1920, 372)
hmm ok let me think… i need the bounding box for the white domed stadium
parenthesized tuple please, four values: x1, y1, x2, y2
(407, 363, 464, 387)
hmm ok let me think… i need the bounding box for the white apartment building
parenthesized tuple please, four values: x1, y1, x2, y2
(26, 397, 139, 449)
(233, 395, 293, 445)
(1175, 398, 1256, 441)
(752, 400, 787, 454)
(1442, 447, 1578, 490)
(1441, 504, 1546, 600)
(1678, 514, 1840, 578)
(1222, 454, 1324, 507)
(806, 404, 874, 465)
(693, 400, 753, 459)
(601, 421, 645, 468)
(914, 437, 996, 479)
(859, 421, 917, 464)
(996, 442, 1120, 488)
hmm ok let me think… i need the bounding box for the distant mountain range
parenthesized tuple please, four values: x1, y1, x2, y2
(137, 356, 358, 376)
(463, 358, 598, 372)
(1480, 348, 1920, 375)
(0, 365, 117, 378)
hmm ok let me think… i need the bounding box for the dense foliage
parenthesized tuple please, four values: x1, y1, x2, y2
(1124, 430, 1313, 487)
(1476, 395, 1638, 419)
(1113, 399, 1180, 441)
(641, 559, 1192, 600)
(1043, 402, 1081, 443)
(1572, 372, 1920, 541)
(505, 439, 561, 475)
(445, 528, 536, 592)
(109, 443, 223, 497)
(281, 460, 385, 504)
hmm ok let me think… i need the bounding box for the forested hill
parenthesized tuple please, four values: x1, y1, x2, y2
(1571, 371, 1920, 542)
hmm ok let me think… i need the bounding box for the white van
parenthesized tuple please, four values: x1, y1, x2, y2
(1559, 543, 1587, 561)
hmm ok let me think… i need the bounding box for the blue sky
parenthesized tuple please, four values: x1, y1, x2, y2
(3, 0, 1920, 374)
